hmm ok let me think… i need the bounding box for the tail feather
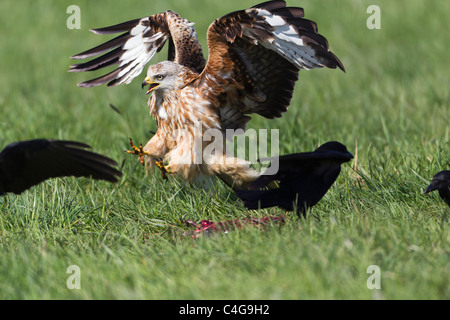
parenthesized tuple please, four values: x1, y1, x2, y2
(208, 154, 260, 190)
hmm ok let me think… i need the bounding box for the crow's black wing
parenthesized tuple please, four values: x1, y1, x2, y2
(0, 139, 122, 195)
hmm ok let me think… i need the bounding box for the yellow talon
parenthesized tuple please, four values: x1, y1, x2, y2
(155, 160, 175, 180)
(125, 138, 149, 166)
(125, 138, 175, 179)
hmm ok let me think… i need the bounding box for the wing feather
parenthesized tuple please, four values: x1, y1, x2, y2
(195, 0, 344, 129)
(89, 18, 142, 35)
(69, 47, 122, 72)
(0, 140, 122, 195)
(69, 11, 206, 87)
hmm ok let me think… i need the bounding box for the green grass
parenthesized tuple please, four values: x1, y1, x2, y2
(0, 0, 448, 299)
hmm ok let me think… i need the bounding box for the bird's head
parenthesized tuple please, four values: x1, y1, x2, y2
(425, 170, 450, 193)
(142, 61, 187, 96)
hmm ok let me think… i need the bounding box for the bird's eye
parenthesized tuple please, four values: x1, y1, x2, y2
(155, 74, 164, 81)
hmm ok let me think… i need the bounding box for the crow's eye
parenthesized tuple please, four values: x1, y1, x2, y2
(155, 74, 164, 81)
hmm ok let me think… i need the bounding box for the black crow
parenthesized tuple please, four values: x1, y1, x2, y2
(425, 170, 450, 207)
(0, 139, 122, 195)
(235, 141, 353, 214)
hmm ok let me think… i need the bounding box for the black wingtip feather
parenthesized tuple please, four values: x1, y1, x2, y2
(320, 50, 346, 72)
(70, 33, 130, 61)
(76, 68, 124, 88)
(253, 0, 286, 10)
(274, 7, 305, 19)
(46, 145, 122, 183)
(69, 48, 122, 73)
(0, 139, 122, 195)
(89, 18, 141, 35)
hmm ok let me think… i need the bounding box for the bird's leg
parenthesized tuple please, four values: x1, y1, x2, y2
(126, 138, 175, 179)
(125, 138, 149, 166)
(154, 158, 176, 180)
(126, 136, 175, 180)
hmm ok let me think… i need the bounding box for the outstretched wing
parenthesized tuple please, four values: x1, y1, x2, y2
(69, 11, 205, 87)
(0, 140, 122, 195)
(195, 0, 344, 130)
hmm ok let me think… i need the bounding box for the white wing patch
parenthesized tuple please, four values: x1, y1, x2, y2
(130, 23, 147, 36)
(117, 21, 166, 84)
(247, 8, 327, 70)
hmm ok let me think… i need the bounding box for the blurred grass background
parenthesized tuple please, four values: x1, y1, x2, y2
(0, 0, 448, 299)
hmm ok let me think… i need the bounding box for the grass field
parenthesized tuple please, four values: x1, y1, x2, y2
(0, 0, 448, 300)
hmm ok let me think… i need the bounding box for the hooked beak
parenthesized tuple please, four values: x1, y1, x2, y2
(142, 77, 160, 95)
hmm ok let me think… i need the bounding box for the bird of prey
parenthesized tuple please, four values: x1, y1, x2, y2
(0, 139, 122, 195)
(425, 170, 450, 207)
(69, 0, 344, 191)
(236, 141, 353, 214)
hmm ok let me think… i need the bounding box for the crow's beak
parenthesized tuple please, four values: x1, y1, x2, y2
(425, 183, 438, 194)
